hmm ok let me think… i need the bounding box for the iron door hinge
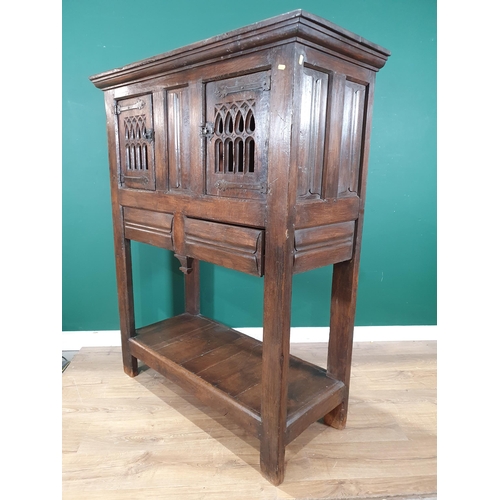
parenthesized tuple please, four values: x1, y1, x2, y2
(113, 98, 146, 115)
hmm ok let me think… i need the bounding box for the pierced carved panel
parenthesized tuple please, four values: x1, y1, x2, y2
(116, 94, 155, 190)
(205, 72, 270, 200)
(123, 115, 149, 171)
(213, 100, 256, 175)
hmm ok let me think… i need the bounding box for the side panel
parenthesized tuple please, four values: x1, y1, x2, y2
(338, 81, 366, 196)
(297, 66, 329, 199)
(294, 48, 370, 203)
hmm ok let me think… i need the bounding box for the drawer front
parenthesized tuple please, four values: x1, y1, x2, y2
(293, 221, 355, 273)
(123, 207, 173, 249)
(184, 218, 264, 276)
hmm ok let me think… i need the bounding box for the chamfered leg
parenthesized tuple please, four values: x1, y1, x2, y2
(184, 258, 200, 315)
(259, 256, 293, 485)
(114, 235, 138, 377)
(324, 224, 362, 429)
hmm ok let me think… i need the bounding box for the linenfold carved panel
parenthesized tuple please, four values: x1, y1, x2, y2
(339, 81, 366, 196)
(296, 66, 367, 202)
(167, 86, 191, 191)
(297, 67, 329, 199)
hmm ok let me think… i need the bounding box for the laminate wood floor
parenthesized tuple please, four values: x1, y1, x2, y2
(62, 341, 436, 500)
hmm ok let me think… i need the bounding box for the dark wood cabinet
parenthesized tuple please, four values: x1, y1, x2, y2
(90, 10, 390, 485)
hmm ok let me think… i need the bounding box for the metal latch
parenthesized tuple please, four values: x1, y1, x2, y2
(142, 128, 154, 142)
(200, 122, 214, 141)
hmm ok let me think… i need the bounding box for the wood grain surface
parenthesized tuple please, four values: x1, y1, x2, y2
(62, 341, 436, 499)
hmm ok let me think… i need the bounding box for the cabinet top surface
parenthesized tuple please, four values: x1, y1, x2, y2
(90, 9, 390, 90)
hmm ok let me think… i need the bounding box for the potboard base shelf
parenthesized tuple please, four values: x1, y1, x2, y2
(129, 313, 345, 442)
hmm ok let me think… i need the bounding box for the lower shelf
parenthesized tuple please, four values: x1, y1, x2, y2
(129, 313, 345, 444)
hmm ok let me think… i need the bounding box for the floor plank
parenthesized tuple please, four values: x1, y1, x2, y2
(62, 342, 436, 499)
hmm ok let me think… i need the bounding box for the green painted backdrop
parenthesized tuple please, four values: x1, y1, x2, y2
(62, 0, 436, 331)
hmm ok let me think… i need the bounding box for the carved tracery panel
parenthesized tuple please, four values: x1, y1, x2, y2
(116, 94, 155, 191)
(213, 100, 256, 175)
(205, 72, 270, 200)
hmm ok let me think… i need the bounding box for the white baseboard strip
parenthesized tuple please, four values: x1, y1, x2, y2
(62, 325, 437, 351)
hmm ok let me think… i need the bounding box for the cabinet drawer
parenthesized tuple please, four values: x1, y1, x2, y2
(184, 218, 264, 276)
(293, 221, 355, 273)
(123, 207, 174, 249)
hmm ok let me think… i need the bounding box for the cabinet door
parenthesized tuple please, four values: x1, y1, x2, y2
(205, 71, 270, 200)
(116, 94, 155, 190)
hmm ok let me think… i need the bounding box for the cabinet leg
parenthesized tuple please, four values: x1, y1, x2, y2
(324, 254, 359, 429)
(324, 401, 348, 430)
(184, 258, 200, 315)
(259, 253, 292, 485)
(260, 436, 286, 486)
(260, 358, 288, 485)
(115, 237, 138, 377)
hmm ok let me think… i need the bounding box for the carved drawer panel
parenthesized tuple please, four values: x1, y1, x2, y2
(184, 218, 264, 276)
(123, 207, 173, 249)
(293, 221, 355, 273)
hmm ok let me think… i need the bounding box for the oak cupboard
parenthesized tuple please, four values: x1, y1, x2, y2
(90, 10, 390, 485)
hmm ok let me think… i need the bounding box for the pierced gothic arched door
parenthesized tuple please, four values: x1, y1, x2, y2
(205, 71, 270, 200)
(115, 94, 155, 191)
